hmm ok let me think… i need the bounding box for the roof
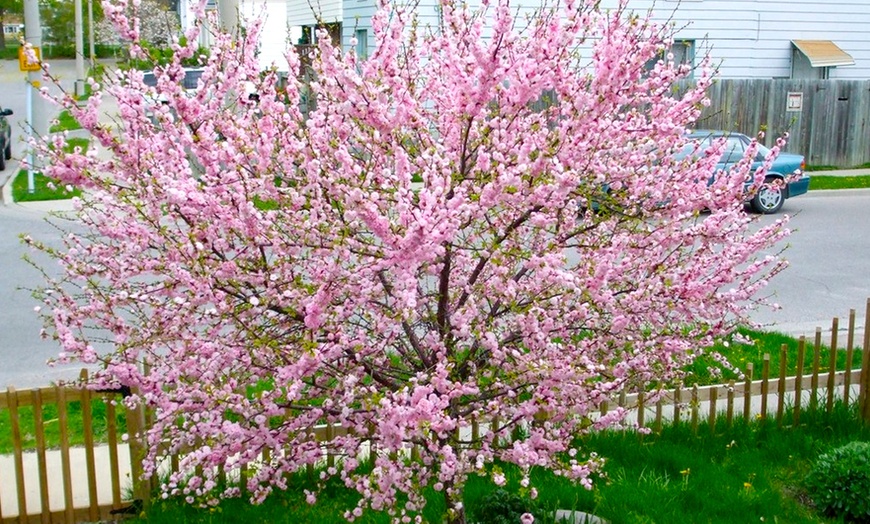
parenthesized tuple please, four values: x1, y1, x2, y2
(791, 40, 856, 68)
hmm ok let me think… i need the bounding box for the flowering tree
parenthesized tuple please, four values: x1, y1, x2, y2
(30, 0, 791, 522)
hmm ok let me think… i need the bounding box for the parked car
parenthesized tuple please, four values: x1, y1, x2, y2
(0, 107, 12, 171)
(681, 130, 810, 214)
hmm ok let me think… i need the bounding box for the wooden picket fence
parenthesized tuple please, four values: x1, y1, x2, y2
(3, 303, 870, 523)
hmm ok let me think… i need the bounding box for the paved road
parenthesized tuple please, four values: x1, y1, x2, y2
(750, 189, 870, 338)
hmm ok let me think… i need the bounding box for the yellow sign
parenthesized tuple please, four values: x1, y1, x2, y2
(18, 46, 41, 72)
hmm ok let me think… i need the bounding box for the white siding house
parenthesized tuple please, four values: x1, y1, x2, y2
(181, 0, 869, 79)
(629, 0, 869, 79)
(319, 0, 870, 79)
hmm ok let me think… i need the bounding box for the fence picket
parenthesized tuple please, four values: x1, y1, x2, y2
(861, 299, 870, 423)
(106, 400, 122, 509)
(708, 387, 717, 435)
(760, 354, 770, 422)
(777, 345, 788, 427)
(811, 328, 822, 412)
(673, 386, 681, 424)
(56, 386, 75, 523)
(31, 389, 50, 524)
(743, 363, 753, 421)
(691, 385, 699, 435)
(637, 392, 645, 429)
(6, 387, 27, 524)
(726, 381, 735, 428)
(828, 318, 839, 412)
(795, 337, 806, 426)
(79, 370, 99, 522)
(845, 309, 856, 406)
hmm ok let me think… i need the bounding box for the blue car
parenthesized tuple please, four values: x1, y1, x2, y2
(682, 131, 810, 214)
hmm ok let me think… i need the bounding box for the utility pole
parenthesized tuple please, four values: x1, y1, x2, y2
(88, 0, 96, 69)
(23, 0, 49, 192)
(75, 0, 86, 97)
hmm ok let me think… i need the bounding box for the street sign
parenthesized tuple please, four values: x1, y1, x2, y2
(18, 46, 41, 72)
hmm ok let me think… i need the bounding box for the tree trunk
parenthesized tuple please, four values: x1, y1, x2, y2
(443, 482, 467, 524)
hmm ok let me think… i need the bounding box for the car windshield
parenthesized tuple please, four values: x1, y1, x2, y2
(675, 135, 773, 164)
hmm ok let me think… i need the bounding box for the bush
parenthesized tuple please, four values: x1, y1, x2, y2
(470, 489, 545, 524)
(805, 441, 870, 522)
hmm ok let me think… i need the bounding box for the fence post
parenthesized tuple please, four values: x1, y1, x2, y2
(777, 345, 787, 427)
(760, 354, 770, 422)
(6, 386, 27, 524)
(743, 363, 753, 421)
(827, 317, 839, 413)
(794, 337, 806, 426)
(31, 389, 50, 523)
(810, 327, 822, 412)
(708, 387, 717, 435)
(79, 369, 99, 522)
(845, 309, 856, 406)
(860, 299, 870, 423)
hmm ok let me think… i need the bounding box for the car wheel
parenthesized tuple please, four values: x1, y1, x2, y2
(4, 142, 10, 160)
(750, 177, 784, 214)
(0, 151, 5, 171)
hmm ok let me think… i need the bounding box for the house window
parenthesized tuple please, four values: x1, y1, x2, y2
(670, 40, 695, 70)
(355, 29, 368, 60)
(645, 40, 695, 76)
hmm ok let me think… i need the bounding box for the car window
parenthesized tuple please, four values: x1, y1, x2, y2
(722, 137, 745, 164)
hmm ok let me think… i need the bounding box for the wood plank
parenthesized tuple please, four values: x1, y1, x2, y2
(6, 387, 27, 524)
(760, 354, 770, 422)
(56, 386, 75, 524)
(794, 337, 806, 426)
(726, 381, 735, 427)
(708, 387, 717, 435)
(743, 363, 753, 421)
(105, 400, 122, 508)
(861, 298, 870, 422)
(777, 345, 787, 427)
(79, 370, 99, 522)
(30, 389, 50, 524)
(845, 309, 856, 407)
(828, 318, 839, 412)
(811, 328, 822, 412)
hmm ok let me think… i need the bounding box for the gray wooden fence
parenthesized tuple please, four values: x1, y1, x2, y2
(677, 79, 870, 168)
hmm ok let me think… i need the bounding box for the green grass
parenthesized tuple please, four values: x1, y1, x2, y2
(0, 398, 127, 455)
(685, 327, 863, 386)
(49, 109, 83, 133)
(12, 138, 88, 202)
(132, 403, 869, 523)
(12, 169, 83, 202)
(807, 175, 870, 190)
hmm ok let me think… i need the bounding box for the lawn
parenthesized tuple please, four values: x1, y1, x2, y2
(49, 109, 83, 133)
(132, 403, 868, 523)
(807, 175, 870, 190)
(11, 137, 88, 202)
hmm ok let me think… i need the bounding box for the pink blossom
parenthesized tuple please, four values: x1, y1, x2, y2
(28, 0, 791, 521)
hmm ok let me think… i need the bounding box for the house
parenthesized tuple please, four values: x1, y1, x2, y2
(287, 0, 869, 80)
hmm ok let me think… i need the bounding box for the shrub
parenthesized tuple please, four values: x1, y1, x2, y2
(470, 489, 544, 524)
(805, 441, 870, 522)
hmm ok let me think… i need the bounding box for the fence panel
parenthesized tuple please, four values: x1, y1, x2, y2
(0, 374, 138, 524)
(678, 79, 870, 167)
